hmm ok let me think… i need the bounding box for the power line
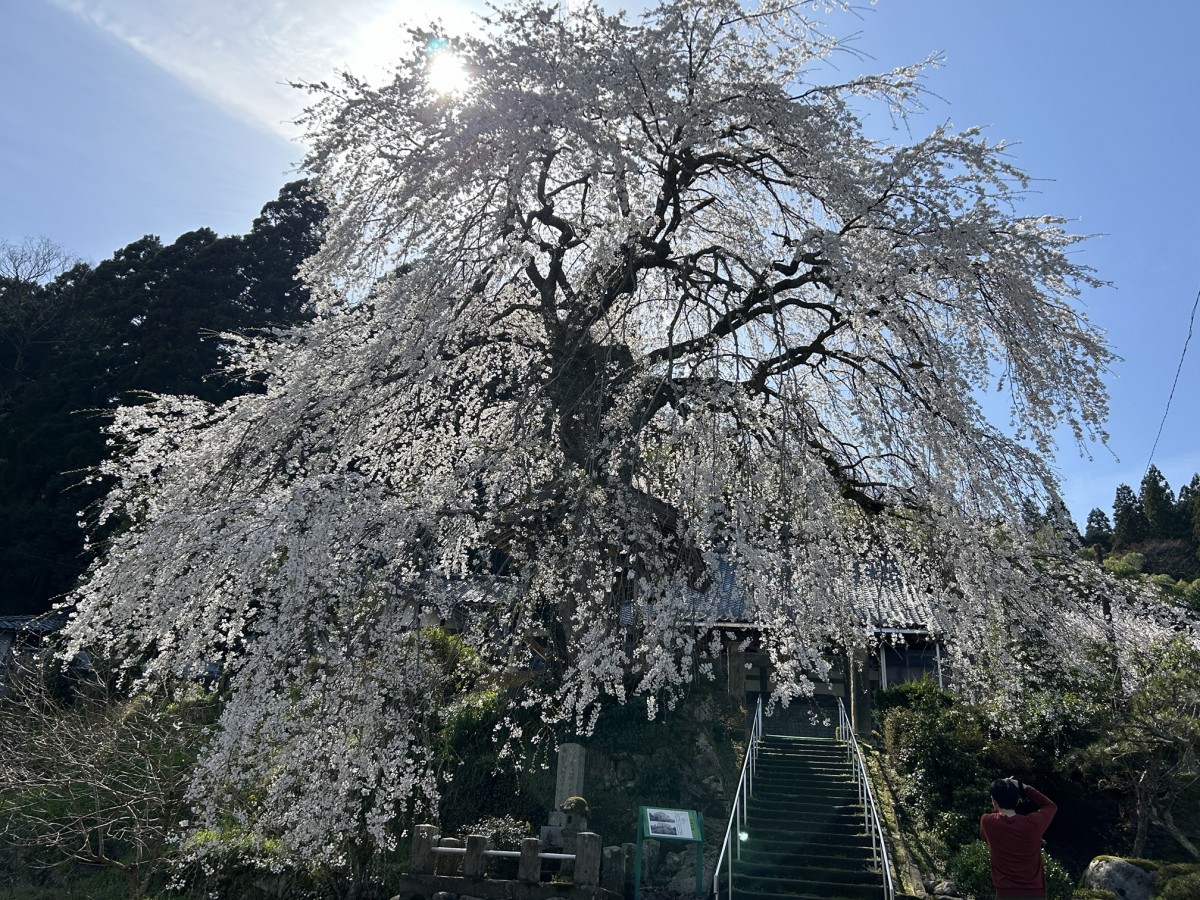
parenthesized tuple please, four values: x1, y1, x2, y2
(1146, 283, 1200, 475)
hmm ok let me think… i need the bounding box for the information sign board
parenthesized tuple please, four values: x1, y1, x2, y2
(634, 806, 704, 900)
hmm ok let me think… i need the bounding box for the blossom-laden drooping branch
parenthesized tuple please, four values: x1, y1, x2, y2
(64, 0, 1192, 863)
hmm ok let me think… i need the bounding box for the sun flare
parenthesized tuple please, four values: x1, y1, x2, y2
(427, 49, 470, 95)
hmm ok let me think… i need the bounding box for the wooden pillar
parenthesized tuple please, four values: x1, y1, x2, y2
(847, 646, 870, 734)
(463, 834, 488, 878)
(726, 646, 747, 699)
(574, 832, 602, 887)
(622, 842, 636, 898)
(411, 825, 437, 875)
(518, 837, 543, 883)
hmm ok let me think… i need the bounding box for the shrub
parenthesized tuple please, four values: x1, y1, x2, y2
(1045, 852, 1074, 900)
(463, 814, 531, 850)
(0, 663, 213, 900)
(948, 840, 993, 899)
(878, 685, 991, 850)
(949, 842, 1074, 900)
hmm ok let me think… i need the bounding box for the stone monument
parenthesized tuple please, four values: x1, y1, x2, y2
(540, 742, 586, 848)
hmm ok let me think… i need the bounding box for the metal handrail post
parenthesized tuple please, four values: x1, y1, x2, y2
(836, 698, 896, 900)
(713, 695, 764, 900)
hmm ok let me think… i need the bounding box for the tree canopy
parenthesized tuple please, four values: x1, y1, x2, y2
(0, 181, 325, 613)
(1085, 466, 1200, 581)
(63, 0, 1187, 861)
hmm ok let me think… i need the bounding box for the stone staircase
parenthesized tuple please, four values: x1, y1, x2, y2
(731, 735, 887, 900)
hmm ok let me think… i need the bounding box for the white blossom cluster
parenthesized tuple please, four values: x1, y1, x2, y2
(63, 0, 1194, 862)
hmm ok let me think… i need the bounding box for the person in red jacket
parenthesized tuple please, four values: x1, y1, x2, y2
(979, 776, 1057, 899)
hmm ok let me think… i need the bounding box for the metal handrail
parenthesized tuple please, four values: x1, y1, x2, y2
(837, 698, 896, 900)
(713, 695, 763, 900)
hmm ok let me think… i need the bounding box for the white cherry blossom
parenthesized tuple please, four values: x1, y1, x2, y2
(63, 0, 1194, 861)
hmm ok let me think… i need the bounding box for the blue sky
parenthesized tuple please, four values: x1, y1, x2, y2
(1, 0, 1197, 526)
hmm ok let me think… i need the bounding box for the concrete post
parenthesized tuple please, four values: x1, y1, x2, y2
(463, 834, 488, 879)
(436, 837, 463, 875)
(411, 825, 438, 875)
(518, 836, 543, 882)
(601, 845, 624, 895)
(574, 832, 602, 887)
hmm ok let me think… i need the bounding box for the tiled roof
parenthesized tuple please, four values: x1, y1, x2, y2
(0, 613, 69, 634)
(681, 559, 951, 633)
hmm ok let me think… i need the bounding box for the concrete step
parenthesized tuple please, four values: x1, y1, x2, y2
(731, 875, 886, 900)
(739, 833, 876, 857)
(729, 734, 887, 900)
(735, 862, 882, 887)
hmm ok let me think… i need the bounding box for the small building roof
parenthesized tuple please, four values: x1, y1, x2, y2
(0, 613, 69, 635)
(681, 559, 951, 635)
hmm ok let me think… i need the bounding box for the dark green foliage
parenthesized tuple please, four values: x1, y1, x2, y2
(878, 654, 1200, 892)
(1182, 475, 1200, 544)
(874, 678, 1126, 884)
(1084, 471, 1200, 581)
(432, 687, 555, 841)
(1141, 466, 1183, 540)
(877, 680, 1006, 849)
(947, 840, 993, 899)
(1071, 637, 1200, 861)
(1083, 508, 1113, 553)
(421, 626, 484, 697)
(946, 842, 1073, 899)
(1156, 863, 1200, 899)
(1112, 483, 1148, 552)
(1045, 852, 1076, 899)
(0, 181, 326, 614)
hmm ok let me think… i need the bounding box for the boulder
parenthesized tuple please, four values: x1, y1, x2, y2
(1082, 857, 1154, 900)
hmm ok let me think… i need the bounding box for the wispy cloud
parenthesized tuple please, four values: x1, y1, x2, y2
(49, 0, 484, 139)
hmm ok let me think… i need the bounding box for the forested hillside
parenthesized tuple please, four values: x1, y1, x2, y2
(0, 181, 325, 614)
(1081, 465, 1200, 581)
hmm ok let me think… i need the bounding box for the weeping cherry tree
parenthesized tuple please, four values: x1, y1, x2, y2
(65, 0, 1185, 862)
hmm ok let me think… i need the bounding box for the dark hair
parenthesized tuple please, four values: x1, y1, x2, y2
(990, 778, 1021, 810)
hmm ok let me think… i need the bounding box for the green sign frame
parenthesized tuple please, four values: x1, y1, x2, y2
(634, 806, 704, 900)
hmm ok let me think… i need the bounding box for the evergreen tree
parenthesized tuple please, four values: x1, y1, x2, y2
(1112, 483, 1148, 551)
(1140, 465, 1182, 540)
(1084, 508, 1114, 552)
(0, 182, 326, 614)
(1179, 474, 1200, 545)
